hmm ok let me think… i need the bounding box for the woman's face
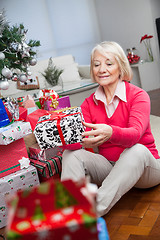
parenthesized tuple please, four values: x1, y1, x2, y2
(92, 50, 120, 87)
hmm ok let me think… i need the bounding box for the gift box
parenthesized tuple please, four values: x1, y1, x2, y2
(29, 142, 63, 161)
(39, 89, 59, 109)
(0, 121, 32, 145)
(17, 97, 25, 107)
(34, 107, 85, 150)
(26, 109, 49, 131)
(97, 217, 110, 240)
(3, 97, 19, 121)
(44, 96, 71, 111)
(30, 154, 62, 179)
(0, 165, 39, 228)
(0, 138, 29, 178)
(5, 106, 28, 122)
(23, 95, 37, 115)
(0, 99, 10, 128)
(6, 179, 98, 240)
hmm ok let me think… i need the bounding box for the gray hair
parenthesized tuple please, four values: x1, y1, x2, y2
(90, 41, 133, 82)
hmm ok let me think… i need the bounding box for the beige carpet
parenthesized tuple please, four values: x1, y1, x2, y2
(150, 115, 160, 154)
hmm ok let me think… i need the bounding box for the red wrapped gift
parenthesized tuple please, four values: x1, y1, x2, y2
(7, 179, 98, 240)
(30, 154, 62, 179)
(0, 138, 29, 178)
(29, 143, 63, 161)
(39, 89, 59, 109)
(26, 109, 49, 131)
(5, 106, 28, 122)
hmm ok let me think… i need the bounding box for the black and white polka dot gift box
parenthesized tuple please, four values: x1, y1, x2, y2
(34, 107, 85, 150)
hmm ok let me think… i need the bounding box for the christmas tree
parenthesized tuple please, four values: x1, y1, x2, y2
(0, 9, 40, 90)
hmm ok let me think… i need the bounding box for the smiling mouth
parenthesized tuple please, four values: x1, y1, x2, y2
(98, 75, 110, 79)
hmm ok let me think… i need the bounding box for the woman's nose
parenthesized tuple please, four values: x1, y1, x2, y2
(99, 64, 107, 72)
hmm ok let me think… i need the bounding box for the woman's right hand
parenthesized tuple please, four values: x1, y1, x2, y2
(81, 122, 113, 148)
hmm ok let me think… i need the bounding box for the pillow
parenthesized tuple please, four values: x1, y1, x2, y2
(59, 63, 81, 82)
(17, 76, 40, 90)
(52, 55, 75, 67)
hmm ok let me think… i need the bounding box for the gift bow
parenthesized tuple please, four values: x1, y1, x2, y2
(38, 111, 83, 145)
(50, 98, 59, 109)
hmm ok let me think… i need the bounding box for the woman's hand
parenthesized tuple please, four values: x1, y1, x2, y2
(81, 122, 113, 148)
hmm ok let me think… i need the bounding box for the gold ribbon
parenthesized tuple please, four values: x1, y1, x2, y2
(50, 99, 59, 109)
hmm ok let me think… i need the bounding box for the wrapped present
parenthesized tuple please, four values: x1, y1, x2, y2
(29, 142, 63, 161)
(5, 106, 28, 122)
(23, 133, 37, 154)
(0, 138, 29, 178)
(3, 97, 19, 121)
(26, 109, 49, 131)
(97, 217, 110, 240)
(0, 98, 10, 128)
(0, 165, 39, 228)
(17, 97, 25, 107)
(23, 95, 37, 115)
(6, 179, 98, 240)
(30, 154, 62, 179)
(39, 89, 59, 109)
(44, 95, 71, 111)
(34, 107, 85, 150)
(0, 121, 32, 145)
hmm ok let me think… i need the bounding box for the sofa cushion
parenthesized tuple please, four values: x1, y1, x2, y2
(52, 54, 75, 67)
(17, 76, 40, 90)
(59, 63, 81, 83)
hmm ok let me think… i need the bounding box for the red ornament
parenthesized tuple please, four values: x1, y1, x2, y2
(127, 48, 140, 64)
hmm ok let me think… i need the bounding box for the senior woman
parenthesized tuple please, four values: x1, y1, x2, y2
(61, 41, 160, 217)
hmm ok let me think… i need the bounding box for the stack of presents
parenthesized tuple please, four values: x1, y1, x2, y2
(0, 90, 109, 239)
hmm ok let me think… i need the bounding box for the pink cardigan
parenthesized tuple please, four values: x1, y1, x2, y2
(81, 81, 160, 162)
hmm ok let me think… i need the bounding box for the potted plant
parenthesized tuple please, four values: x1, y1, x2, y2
(41, 57, 63, 86)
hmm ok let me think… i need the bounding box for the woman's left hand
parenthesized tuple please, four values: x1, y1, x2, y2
(81, 122, 113, 148)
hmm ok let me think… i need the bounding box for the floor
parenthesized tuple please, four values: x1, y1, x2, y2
(103, 88, 160, 240)
(0, 88, 160, 239)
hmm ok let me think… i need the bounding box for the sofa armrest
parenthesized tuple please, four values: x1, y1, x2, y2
(78, 65, 90, 79)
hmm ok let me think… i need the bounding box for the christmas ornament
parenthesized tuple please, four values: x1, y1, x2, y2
(1, 67, 13, 79)
(0, 79, 9, 90)
(19, 74, 27, 82)
(30, 58, 37, 66)
(27, 71, 32, 76)
(0, 12, 40, 87)
(0, 52, 5, 60)
(127, 48, 140, 64)
(12, 73, 18, 81)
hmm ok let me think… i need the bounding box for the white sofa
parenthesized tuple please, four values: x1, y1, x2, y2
(0, 55, 92, 99)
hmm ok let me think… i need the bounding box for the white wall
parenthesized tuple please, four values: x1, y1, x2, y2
(0, 0, 100, 64)
(1, 0, 160, 90)
(1, 0, 57, 59)
(94, 0, 160, 62)
(94, 0, 160, 90)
